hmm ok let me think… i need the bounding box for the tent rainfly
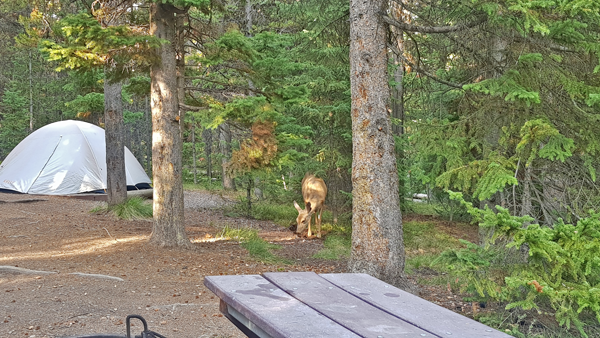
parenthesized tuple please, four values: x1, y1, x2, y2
(0, 120, 151, 195)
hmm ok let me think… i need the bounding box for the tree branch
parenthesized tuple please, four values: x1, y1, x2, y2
(179, 103, 206, 112)
(388, 44, 464, 89)
(185, 77, 267, 96)
(381, 14, 486, 34)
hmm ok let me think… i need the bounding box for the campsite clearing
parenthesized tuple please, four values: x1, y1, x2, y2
(0, 190, 479, 338)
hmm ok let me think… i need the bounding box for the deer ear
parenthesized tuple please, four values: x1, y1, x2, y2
(293, 200, 302, 212)
(306, 202, 312, 213)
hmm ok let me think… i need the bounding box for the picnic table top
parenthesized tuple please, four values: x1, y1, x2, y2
(204, 271, 512, 338)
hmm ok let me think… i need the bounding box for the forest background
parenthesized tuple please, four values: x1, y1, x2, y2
(1, 0, 600, 337)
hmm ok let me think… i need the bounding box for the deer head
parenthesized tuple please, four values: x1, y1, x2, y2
(294, 200, 315, 235)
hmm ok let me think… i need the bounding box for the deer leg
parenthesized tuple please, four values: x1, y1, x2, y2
(307, 215, 312, 237)
(316, 209, 323, 238)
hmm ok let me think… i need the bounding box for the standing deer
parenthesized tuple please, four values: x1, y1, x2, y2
(293, 174, 327, 238)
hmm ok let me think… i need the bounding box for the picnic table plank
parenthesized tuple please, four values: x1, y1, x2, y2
(204, 274, 361, 338)
(263, 272, 435, 338)
(321, 273, 512, 338)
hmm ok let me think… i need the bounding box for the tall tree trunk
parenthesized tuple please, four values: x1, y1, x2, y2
(104, 75, 127, 207)
(348, 0, 409, 290)
(392, 57, 404, 136)
(145, 96, 152, 173)
(203, 127, 212, 180)
(390, 9, 406, 206)
(149, 3, 189, 247)
(29, 49, 33, 133)
(245, 0, 252, 36)
(98, 0, 127, 207)
(175, 10, 186, 132)
(192, 117, 197, 184)
(219, 123, 236, 190)
(246, 176, 252, 214)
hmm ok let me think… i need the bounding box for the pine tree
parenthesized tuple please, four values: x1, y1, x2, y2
(347, 0, 409, 290)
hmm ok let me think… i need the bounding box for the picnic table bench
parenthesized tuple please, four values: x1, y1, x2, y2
(204, 272, 512, 338)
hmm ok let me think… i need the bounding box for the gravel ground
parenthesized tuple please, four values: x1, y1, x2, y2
(0, 191, 344, 338)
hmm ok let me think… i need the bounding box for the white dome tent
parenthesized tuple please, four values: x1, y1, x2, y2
(0, 120, 151, 195)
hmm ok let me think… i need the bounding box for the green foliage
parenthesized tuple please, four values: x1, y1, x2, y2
(517, 119, 574, 165)
(40, 12, 160, 80)
(0, 89, 29, 156)
(313, 234, 351, 260)
(188, 0, 353, 209)
(247, 201, 299, 227)
(217, 225, 290, 264)
(123, 76, 150, 98)
(436, 154, 518, 201)
(405, 0, 600, 224)
(123, 111, 144, 124)
(403, 219, 474, 275)
(405, 221, 465, 254)
(435, 192, 600, 337)
(64, 92, 104, 119)
(92, 197, 153, 220)
(464, 69, 542, 107)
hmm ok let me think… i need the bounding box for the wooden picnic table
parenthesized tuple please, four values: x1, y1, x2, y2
(204, 272, 512, 338)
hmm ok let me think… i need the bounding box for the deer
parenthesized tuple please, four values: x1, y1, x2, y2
(293, 174, 327, 238)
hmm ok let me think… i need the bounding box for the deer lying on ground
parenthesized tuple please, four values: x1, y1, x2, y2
(293, 174, 327, 238)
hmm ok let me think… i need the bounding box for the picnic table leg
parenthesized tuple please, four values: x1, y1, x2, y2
(219, 300, 272, 338)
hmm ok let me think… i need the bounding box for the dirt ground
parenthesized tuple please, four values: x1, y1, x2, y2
(0, 191, 478, 338)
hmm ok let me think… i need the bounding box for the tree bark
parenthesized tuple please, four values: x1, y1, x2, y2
(219, 123, 236, 190)
(245, 0, 252, 36)
(203, 127, 212, 180)
(348, 0, 409, 290)
(175, 9, 186, 130)
(149, 3, 189, 247)
(145, 96, 152, 173)
(522, 165, 533, 219)
(104, 75, 127, 207)
(29, 49, 33, 133)
(191, 117, 197, 184)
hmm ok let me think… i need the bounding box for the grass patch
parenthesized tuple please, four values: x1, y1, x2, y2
(403, 221, 464, 274)
(183, 181, 224, 192)
(217, 225, 291, 264)
(224, 199, 340, 228)
(91, 197, 153, 220)
(404, 200, 438, 216)
(404, 221, 462, 254)
(313, 234, 351, 260)
(250, 202, 299, 227)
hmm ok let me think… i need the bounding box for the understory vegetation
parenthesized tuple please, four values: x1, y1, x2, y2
(1, 0, 600, 336)
(91, 197, 153, 220)
(215, 188, 600, 337)
(216, 225, 290, 265)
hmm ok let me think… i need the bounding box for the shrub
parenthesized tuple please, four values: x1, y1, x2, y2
(434, 192, 600, 337)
